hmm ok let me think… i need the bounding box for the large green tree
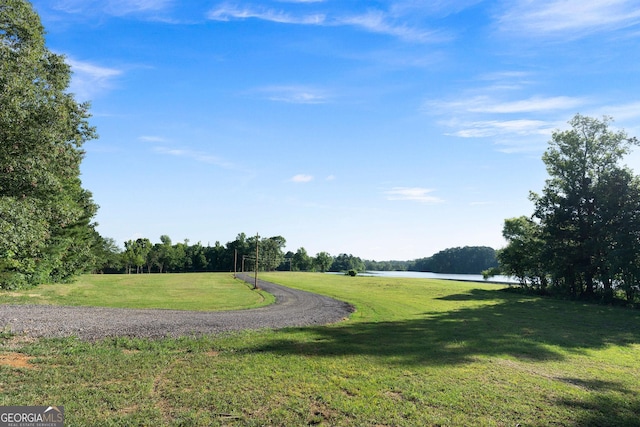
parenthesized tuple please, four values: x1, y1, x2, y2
(496, 216, 546, 288)
(258, 236, 286, 271)
(313, 251, 333, 273)
(0, 0, 98, 288)
(292, 247, 312, 271)
(503, 114, 640, 300)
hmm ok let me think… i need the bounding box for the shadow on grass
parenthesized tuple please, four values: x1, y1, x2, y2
(555, 379, 640, 427)
(250, 289, 640, 366)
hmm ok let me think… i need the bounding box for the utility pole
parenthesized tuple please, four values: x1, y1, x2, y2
(233, 249, 237, 279)
(254, 233, 259, 289)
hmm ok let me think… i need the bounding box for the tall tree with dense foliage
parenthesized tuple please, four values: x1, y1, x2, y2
(330, 254, 365, 273)
(0, 0, 98, 288)
(313, 251, 333, 273)
(258, 236, 286, 271)
(501, 114, 640, 301)
(291, 247, 312, 271)
(496, 217, 546, 288)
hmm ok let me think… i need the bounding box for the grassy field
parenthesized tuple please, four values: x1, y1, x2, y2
(0, 273, 273, 311)
(1, 272, 640, 426)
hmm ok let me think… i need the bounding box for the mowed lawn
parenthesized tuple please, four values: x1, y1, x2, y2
(0, 273, 273, 311)
(1, 272, 640, 426)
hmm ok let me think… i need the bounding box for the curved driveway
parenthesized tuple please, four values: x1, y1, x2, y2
(0, 273, 354, 341)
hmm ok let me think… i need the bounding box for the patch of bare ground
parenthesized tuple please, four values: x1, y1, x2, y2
(0, 352, 35, 369)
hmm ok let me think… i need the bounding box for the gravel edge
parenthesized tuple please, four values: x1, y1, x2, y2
(0, 274, 354, 341)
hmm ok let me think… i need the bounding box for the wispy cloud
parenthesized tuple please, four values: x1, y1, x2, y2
(497, 0, 640, 39)
(423, 80, 592, 152)
(338, 10, 445, 43)
(138, 135, 169, 143)
(154, 146, 236, 169)
(66, 58, 123, 100)
(53, 0, 173, 16)
(385, 187, 443, 204)
(208, 4, 325, 25)
(277, 0, 324, 3)
(470, 96, 585, 114)
(290, 174, 314, 183)
(208, 3, 445, 43)
(446, 119, 555, 139)
(428, 95, 586, 115)
(254, 85, 331, 104)
(590, 101, 640, 123)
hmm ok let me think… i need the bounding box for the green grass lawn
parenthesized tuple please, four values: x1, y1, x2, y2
(0, 273, 273, 311)
(1, 272, 640, 426)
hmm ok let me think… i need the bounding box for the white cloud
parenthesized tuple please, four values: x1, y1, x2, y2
(66, 58, 122, 100)
(385, 187, 443, 204)
(337, 11, 445, 43)
(428, 95, 586, 115)
(154, 146, 236, 169)
(497, 0, 640, 39)
(591, 101, 640, 123)
(138, 135, 169, 143)
(291, 174, 314, 183)
(208, 4, 325, 25)
(423, 84, 592, 152)
(208, 4, 445, 43)
(470, 96, 586, 113)
(255, 85, 330, 104)
(450, 119, 557, 138)
(53, 0, 173, 16)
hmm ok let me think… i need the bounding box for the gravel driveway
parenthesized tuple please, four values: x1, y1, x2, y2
(0, 273, 354, 341)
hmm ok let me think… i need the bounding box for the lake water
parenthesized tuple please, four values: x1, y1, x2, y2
(336, 270, 518, 284)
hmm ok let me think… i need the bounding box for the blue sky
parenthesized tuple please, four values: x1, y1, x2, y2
(31, 0, 640, 260)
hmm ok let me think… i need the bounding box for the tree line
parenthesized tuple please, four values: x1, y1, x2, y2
(492, 114, 640, 304)
(412, 246, 498, 274)
(94, 238, 499, 277)
(96, 234, 390, 275)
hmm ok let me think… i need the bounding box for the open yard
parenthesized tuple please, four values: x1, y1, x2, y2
(1, 272, 639, 426)
(0, 273, 273, 311)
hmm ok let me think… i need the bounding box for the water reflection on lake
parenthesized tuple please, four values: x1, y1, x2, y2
(333, 270, 518, 284)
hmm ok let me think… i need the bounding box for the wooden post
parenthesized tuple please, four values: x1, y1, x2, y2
(254, 233, 259, 289)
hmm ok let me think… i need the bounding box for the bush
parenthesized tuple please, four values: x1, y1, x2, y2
(347, 269, 357, 277)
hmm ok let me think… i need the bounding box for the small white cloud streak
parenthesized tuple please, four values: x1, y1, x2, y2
(154, 146, 236, 169)
(208, 4, 325, 25)
(53, 0, 173, 16)
(591, 101, 640, 123)
(337, 10, 444, 43)
(427, 95, 586, 115)
(138, 135, 168, 143)
(385, 187, 443, 204)
(66, 58, 122, 100)
(277, 0, 324, 3)
(291, 174, 314, 183)
(449, 119, 557, 138)
(105, 0, 172, 14)
(497, 0, 640, 38)
(255, 85, 330, 104)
